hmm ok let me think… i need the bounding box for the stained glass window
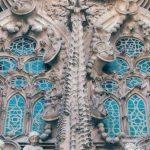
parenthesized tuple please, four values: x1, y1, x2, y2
(116, 37, 144, 57)
(103, 98, 120, 138)
(24, 57, 45, 76)
(103, 58, 129, 76)
(35, 79, 53, 92)
(101, 80, 118, 93)
(5, 94, 25, 136)
(10, 76, 27, 89)
(136, 59, 150, 74)
(32, 98, 45, 133)
(128, 94, 148, 136)
(10, 36, 36, 55)
(126, 76, 143, 89)
(0, 56, 17, 76)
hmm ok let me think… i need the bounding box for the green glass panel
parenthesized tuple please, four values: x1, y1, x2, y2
(128, 94, 148, 136)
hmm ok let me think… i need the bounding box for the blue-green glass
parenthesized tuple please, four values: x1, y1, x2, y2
(101, 80, 118, 93)
(10, 76, 27, 89)
(24, 57, 45, 76)
(136, 59, 150, 74)
(116, 37, 144, 57)
(10, 37, 36, 55)
(103, 58, 129, 76)
(103, 98, 120, 138)
(35, 79, 53, 91)
(128, 94, 148, 136)
(5, 94, 25, 136)
(126, 76, 143, 89)
(32, 98, 45, 133)
(0, 56, 17, 76)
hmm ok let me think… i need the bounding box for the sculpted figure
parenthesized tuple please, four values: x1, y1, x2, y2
(0, 139, 5, 150)
(124, 143, 136, 150)
(23, 132, 43, 150)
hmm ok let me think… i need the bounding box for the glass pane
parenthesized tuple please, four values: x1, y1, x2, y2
(35, 79, 53, 92)
(24, 57, 45, 76)
(126, 76, 143, 89)
(116, 37, 144, 57)
(128, 94, 148, 136)
(0, 56, 17, 76)
(101, 80, 118, 93)
(10, 36, 36, 55)
(136, 59, 150, 74)
(32, 98, 45, 133)
(10, 76, 27, 89)
(5, 94, 25, 136)
(103, 98, 120, 138)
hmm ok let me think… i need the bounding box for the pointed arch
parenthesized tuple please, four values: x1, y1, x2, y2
(103, 97, 121, 138)
(127, 94, 148, 136)
(4, 93, 25, 136)
(32, 98, 45, 133)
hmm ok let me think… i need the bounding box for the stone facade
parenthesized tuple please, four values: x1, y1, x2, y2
(0, 0, 149, 150)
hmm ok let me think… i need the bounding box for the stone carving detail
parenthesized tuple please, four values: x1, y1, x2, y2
(23, 132, 43, 150)
(11, 0, 36, 15)
(0, 139, 5, 150)
(124, 143, 136, 150)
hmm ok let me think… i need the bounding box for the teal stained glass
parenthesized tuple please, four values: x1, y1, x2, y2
(101, 80, 118, 93)
(35, 79, 53, 91)
(32, 98, 45, 133)
(103, 58, 129, 76)
(10, 36, 36, 55)
(126, 76, 143, 89)
(136, 59, 150, 74)
(128, 94, 148, 136)
(0, 56, 17, 76)
(103, 98, 120, 138)
(24, 57, 45, 76)
(5, 94, 25, 136)
(116, 37, 144, 57)
(10, 76, 27, 89)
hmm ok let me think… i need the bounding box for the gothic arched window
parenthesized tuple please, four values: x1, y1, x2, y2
(128, 94, 148, 136)
(103, 58, 129, 76)
(5, 94, 25, 136)
(35, 79, 53, 92)
(116, 37, 144, 57)
(101, 80, 119, 93)
(10, 76, 27, 89)
(24, 57, 45, 76)
(126, 76, 143, 89)
(103, 98, 120, 138)
(32, 98, 45, 133)
(136, 59, 150, 74)
(10, 36, 36, 56)
(0, 56, 17, 76)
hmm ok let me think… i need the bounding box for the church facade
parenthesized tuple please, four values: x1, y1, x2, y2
(0, 0, 149, 150)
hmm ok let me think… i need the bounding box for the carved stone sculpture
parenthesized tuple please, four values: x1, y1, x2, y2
(23, 132, 43, 150)
(0, 139, 5, 150)
(11, 0, 36, 15)
(124, 143, 136, 150)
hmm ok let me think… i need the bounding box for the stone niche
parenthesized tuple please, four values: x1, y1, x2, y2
(4, 141, 21, 150)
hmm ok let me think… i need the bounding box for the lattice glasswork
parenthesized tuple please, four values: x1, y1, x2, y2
(126, 76, 143, 89)
(101, 80, 119, 93)
(0, 56, 17, 76)
(5, 94, 25, 136)
(10, 76, 27, 89)
(116, 37, 144, 57)
(103, 98, 120, 138)
(10, 36, 36, 55)
(103, 58, 129, 76)
(128, 94, 148, 136)
(24, 57, 45, 76)
(32, 98, 45, 133)
(35, 79, 53, 92)
(136, 59, 150, 74)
